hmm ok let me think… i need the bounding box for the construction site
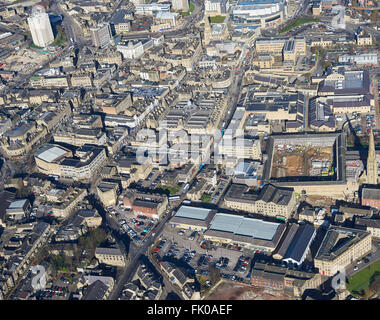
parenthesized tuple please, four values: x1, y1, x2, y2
(270, 144, 335, 178)
(262, 133, 350, 198)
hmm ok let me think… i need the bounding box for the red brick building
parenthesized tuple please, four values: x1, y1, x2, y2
(251, 262, 323, 297)
(122, 189, 168, 219)
(362, 187, 380, 210)
(132, 199, 159, 219)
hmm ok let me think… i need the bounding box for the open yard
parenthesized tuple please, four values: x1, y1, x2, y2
(209, 15, 225, 23)
(206, 282, 291, 300)
(279, 17, 320, 34)
(180, 2, 195, 16)
(271, 145, 333, 178)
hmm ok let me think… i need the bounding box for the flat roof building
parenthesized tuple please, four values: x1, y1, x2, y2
(203, 213, 286, 252)
(170, 205, 216, 231)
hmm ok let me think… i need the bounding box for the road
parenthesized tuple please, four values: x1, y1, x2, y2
(51, 0, 89, 47)
(148, 253, 184, 299)
(371, 73, 380, 131)
(346, 241, 380, 278)
(108, 204, 180, 300)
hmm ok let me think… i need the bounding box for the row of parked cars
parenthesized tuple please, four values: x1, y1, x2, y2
(234, 256, 250, 273)
(119, 215, 156, 243)
(120, 220, 142, 243)
(215, 257, 230, 269)
(177, 229, 197, 241)
(197, 254, 213, 267)
(220, 273, 246, 283)
(181, 249, 196, 263)
(353, 253, 372, 271)
(365, 114, 376, 133)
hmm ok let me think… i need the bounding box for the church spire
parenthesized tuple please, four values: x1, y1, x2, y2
(203, 14, 211, 45)
(366, 128, 378, 185)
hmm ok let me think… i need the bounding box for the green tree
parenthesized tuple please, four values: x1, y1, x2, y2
(208, 264, 221, 284)
(369, 273, 380, 295)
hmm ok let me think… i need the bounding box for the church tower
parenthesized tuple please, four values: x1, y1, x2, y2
(366, 128, 378, 184)
(203, 14, 211, 46)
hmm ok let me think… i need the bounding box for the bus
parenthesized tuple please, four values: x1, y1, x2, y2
(182, 183, 190, 193)
(169, 196, 180, 202)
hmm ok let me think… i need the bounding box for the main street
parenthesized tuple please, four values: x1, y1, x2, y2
(51, 0, 89, 47)
(345, 241, 380, 279)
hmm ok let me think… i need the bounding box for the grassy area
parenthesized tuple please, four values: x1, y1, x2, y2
(29, 43, 44, 49)
(201, 193, 212, 203)
(51, 30, 67, 47)
(180, 2, 195, 16)
(209, 15, 225, 23)
(158, 185, 181, 195)
(279, 17, 320, 34)
(346, 260, 380, 295)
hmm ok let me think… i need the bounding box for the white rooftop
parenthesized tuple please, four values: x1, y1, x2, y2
(209, 213, 280, 240)
(36, 145, 68, 163)
(174, 205, 212, 221)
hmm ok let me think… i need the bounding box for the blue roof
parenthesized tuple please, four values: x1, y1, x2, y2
(209, 213, 280, 240)
(130, 87, 167, 97)
(175, 206, 212, 221)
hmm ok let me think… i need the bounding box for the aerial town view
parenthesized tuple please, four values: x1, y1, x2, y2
(1, 0, 380, 308)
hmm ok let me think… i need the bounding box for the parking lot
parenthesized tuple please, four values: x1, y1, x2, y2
(152, 226, 256, 282)
(140, 170, 162, 189)
(342, 112, 376, 136)
(362, 113, 376, 134)
(106, 204, 159, 246)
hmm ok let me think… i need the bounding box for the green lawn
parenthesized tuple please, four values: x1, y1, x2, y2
(279, 17, 320, 34)
(180, 2, 195, 16)
(157, 185, 181, 195)
(201, 193, 212, 203)
(346, 260, 380, 294)
(209, 15, 225, 23)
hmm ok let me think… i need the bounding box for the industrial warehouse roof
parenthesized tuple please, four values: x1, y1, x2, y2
(209, 213, 280, 240)
(171, 206, 216, 228)
(35, 144, 69, 163)
(174, 206, 212, 221)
